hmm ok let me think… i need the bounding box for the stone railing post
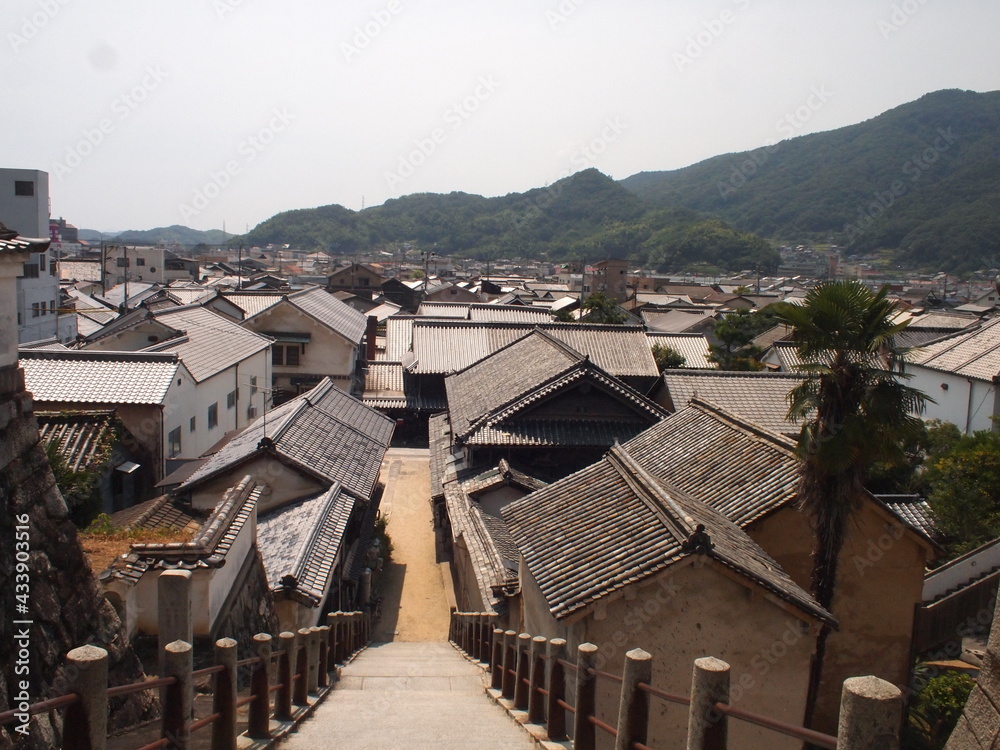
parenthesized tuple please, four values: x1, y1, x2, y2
(364, 611, 371, 644)
(501, 630, 518, 699)
(449, 610, 456, 642)
(275, 631, 295, 721)
(64, 645, 109, 750)
(574, 643, 600, 750)
(616, 648, 652, 750)
(211, 638, 237, 750)
(317, 625, 330, 688)
(528, 635, 547, 724)
(480, 615, 493, 664)
(514, 633, 532, 710)
(247, 634, 271, 740)
(546, 638, 568, 742)
(294, 628, 311, 706)
(491, 628, 505, 690)
(686, 656, 730, 750)
(307, 627, 322, 694)
(157, 570, 192, 676)
(837, 676, 903, 750)
(162, 640, 193, 750)
(347, 613, 357, 654)
(328, 612, 344, 664)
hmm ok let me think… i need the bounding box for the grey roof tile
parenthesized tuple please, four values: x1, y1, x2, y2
(910, 315, 1000, 381)
(646, 333, 714, 369)
(502, 442, 834, 624)
(20, 349, 182, 405)
(180, 378, 394, 500)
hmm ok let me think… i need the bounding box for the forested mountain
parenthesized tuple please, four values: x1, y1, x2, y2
(84, 225, 233, 246)
(620, 89, 1000, 273)
(243, 169, 778, 273)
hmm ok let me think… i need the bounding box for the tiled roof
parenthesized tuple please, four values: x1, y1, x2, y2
(428, 413, 452, 500)
(283, 286, 368, 344)
(110, 495, 202, 533)
(751, 324, 794, 351)
(503, 443, 834, 624)
(766, 341, 836, 372)
(257, 484, 355, 606)
(20, 349, 182, 405)
(641, 309, 714, 333)
(646, 333, 714, 369)
(180, 378, 394, 501)
(346, 492, 382, 583)
(908, 312, 982, 330)
(445, 330, 668, 445)
(384, 316, 415, 361)
(468, 305, 553, 324)
(411, 320, 658, 377)
(364, 361, 405, 395)
(366, 301, 403, 322)
(418, 302, 470, 318)
(147, 305, 273, 382)
(659, 370, 808, 438)
(96, 282, 158, 309)
(107, 478, 259, 585)
(37, 411, 117, 472)
(877, 495, 939, 543)
(623, 400, 801, 527)
(0, 233, 49, 255)
(220, 292, 287, 317)
(909, 316, 1000, 381)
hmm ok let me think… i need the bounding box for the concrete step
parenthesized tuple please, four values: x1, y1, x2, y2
(277, 642, 537, 750)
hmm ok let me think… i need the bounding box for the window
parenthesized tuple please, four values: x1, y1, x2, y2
(49, 261, 56, 276)
(272, 344, 300, 366)
(14, 180, 34, 196)
(168, 427, 182, 458)
(227, 389, 237, 409)
(21, 263, 39, 279)
(190, 416, 196, 432)
(116, 257, 128, 268)
(208, 403, 218, 429)
(250, 376, 258, 395)
(136, 257, 145, 266)
(359, 277, 369, 286)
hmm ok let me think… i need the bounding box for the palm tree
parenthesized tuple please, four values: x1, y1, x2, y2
(774, 280, 929, 728)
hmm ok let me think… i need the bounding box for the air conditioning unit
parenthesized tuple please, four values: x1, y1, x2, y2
(247, 406, 258, 419)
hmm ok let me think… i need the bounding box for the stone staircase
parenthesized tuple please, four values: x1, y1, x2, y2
(276, 641, 537, 750)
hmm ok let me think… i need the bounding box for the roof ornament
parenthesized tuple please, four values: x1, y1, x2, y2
(682, 524, 714, 555)
(257, 436, 275, 450)
(280, 574, 298, 589)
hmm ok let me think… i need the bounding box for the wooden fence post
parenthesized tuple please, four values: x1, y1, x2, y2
(328, 612, 344, 664)
(294, 628, 311, 706)
(247, 634, 271, 740)
(162, 640, 193, 750)
(211, 638, 237, 750)
(275, 631, 295, 721)
(546, 638, 568, 742)
(502, 630, 518, 700)
(63, 645, 108, 750)
(528, 635, 547, 725)
(837, 676, 902, 750)
(574, 643, 600, 750)
(307, 627, 322, 695)
(514, 633, 532, 710)
(616, 648, 652, 750)
(480, 615, 493, 664)
(686, 656, 729, 750)
(491, 628, 505, 690)
(317, 625, 330, 689)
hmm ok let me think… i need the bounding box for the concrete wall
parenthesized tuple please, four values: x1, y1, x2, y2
(945, 592, 1000, 748)
(747, 500, 930, 733)
(519, 560, 816, 750)
(908, 364, 996, 434)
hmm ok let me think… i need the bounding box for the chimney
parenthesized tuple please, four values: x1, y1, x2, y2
(365, 315, 378, 362)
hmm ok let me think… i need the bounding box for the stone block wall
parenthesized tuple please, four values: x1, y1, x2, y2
(946, 592, 1000, 748)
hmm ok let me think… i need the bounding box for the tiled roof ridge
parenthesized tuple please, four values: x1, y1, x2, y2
(131, 475, 258, 563)
(18, 348, 180, 364)
(154, 306, 275, 347)
(81, 307, 164, 344)
(686, 397, 799, 454)
(413, 318, 644, 332)
(663, 368, 807, 380)
(122, 495, 171, 531)
(288, 483, 344, 583)
(530, 326, 588, 362)
(143, 333, 190, 351)
(471, 366, 668, 441)
(606, 443, 697, 542)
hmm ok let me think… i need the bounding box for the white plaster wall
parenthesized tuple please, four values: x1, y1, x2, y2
(908, 365, 997, 434)
(207, 513, 256, 633)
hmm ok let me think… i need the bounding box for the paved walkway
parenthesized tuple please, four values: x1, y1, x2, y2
(373, 448, 451, 642)
(278, 642, 536, 750)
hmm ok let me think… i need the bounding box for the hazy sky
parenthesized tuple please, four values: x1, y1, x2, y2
(4, 0, 999, 233)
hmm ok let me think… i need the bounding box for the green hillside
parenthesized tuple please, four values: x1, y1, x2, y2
(242, 168, 777, 273)
(620, 89, 1000, 273)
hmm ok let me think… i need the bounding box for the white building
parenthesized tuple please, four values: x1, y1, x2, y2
(907, 316, 1000, 434)
(102, 245, 200, 287)
(0, 168, 75, 344)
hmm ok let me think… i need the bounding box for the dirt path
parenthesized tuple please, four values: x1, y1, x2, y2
(372, 448, 451, 642)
